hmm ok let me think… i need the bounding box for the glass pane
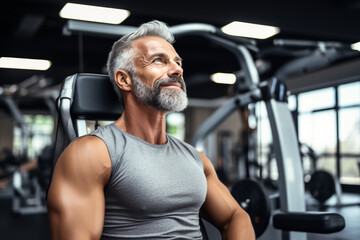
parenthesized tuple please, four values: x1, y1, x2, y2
(298, 111, 336, 153)
(316, 156, 336, 175)
(256, 114, 274, 179)
(166, 112, 185, 141)
(255, 101, 267, 118)
(339, 108, 360, 154)
(264, 156, 279, 181)
(85, 120, 113, 134)
(287, 95, 297, 111)
(298, 88, 335, 112)
(301, 145, 316, 175)
(85, 120, 96, 133)
(256, 101, 273, 175)
(13, 114, 54, 159)
(338, 81, 360, 107)
(256, 116, 273, 152)
(340, 158, 360, 185)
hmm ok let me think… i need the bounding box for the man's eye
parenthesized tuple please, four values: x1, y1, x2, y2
(153, 58, 162, 63)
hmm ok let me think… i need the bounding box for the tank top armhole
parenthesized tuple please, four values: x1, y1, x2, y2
(192, 149, 204, 171)
(88, 134, 114, 184)
(88, 124, 127, 190)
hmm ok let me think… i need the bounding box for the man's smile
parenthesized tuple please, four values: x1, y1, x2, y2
(160, 82, 182, 89)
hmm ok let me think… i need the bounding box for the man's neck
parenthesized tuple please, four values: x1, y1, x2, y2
(114, 98, 168, 145)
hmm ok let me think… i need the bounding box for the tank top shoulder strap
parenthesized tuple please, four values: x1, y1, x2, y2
(89, 123, 126, 177)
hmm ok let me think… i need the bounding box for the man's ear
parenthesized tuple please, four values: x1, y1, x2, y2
(114, 70, 132, 92)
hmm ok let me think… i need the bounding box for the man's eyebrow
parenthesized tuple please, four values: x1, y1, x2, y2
(149, 53, 182, 62)
(149, 53, 166, 59)
(174, 56, 183, 62)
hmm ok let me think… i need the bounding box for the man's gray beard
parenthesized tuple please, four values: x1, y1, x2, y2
(131, 74, 188, 112)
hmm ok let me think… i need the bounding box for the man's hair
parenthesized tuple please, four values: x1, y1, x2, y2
(107, 20, 175, 101)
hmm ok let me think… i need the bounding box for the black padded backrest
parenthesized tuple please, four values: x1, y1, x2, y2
(51, 73, 123, 179)
(71, 73, 123, 120)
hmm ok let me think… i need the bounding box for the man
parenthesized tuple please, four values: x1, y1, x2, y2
(47, 20, 255, 240)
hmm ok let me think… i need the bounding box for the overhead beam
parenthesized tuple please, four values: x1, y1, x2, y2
(63, 20, 137, 38)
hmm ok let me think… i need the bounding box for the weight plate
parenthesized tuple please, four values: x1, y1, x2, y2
(308, 170, 336, 204)
(231, 179, 270, 238)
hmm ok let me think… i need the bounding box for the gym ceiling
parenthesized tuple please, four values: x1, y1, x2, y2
(1, 0, 360, 99)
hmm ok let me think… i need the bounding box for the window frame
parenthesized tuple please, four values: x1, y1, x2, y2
(292, 80, 360, 192)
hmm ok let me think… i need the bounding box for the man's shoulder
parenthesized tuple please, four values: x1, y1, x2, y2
(75, 134, 105, 145)
(64, 135, 108, 160)
(57, 135, 111, 177)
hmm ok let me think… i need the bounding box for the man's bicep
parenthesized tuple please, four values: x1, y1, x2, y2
(48, 137, 108, 197)
(199, 152, 242, 229)
(47, 137, 109, 240)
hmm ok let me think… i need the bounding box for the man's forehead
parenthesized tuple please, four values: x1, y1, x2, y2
(134, 36, 179, 57)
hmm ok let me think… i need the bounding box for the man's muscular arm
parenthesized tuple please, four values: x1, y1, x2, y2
(199, 152, 255, 240)
(47, 136, 111, 240)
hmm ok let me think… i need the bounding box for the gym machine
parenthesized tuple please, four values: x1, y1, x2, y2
(188, 26, 346, 239)
(0, 95, 47, 215)
(56, 22, 345, 239)
(272, 38, 360, 82)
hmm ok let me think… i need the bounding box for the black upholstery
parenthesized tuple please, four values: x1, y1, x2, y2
(52, 73, 123, 168)
(71, 73, 123, 120)
(200, 218, 210, 240)
(273, 212, 346, 234)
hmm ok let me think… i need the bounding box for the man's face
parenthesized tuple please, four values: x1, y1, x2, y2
(131, 36, 188, 112)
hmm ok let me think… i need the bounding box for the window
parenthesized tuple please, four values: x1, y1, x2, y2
(298, 87, 335, 112)
(166, 112, 185, 141)
(338, 82, 360, 186)
(298, 111, 336, 153)
(295, 80, 360, 187)
(256, 80, 360, 189)
(338, 82, 360, 107)
(13, 114, 54, 160)
(287, 95, 297, 111)
(316, 156, 337, 175)
(255, 101, 276, 180)
(339, 108, 360, 154)
(340, 158, 360, 185)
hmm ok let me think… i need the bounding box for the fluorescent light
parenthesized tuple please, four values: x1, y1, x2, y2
(59, 3, 130, 24)
(0, 57, 51, 70)
(210, 73, 236, 85)
(351, 41, 360, 51)
(221, 21, 280, 39)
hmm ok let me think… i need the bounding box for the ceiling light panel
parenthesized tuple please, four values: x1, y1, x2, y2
(0, 57, 51, 70)
(351, 41, 360, 51)
(59, 3, 130, 24)
(221, 21, 280, 39)
(210, 73, 236, 85)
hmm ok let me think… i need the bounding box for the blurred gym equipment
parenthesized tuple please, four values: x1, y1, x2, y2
(190, 25, 346, 239)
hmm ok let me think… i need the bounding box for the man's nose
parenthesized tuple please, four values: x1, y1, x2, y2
(168, 60, 183, 78)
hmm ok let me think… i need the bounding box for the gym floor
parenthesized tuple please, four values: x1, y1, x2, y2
(306, 193, 360, 240)
(0, 197, 50, 240)
(0, 193, 359, 240)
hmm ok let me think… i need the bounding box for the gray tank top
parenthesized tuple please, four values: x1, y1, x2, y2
(90, 123, 207, 239)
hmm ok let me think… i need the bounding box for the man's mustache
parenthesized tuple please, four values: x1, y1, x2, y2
(154, 77, 186, 92)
